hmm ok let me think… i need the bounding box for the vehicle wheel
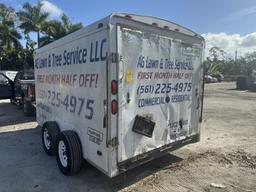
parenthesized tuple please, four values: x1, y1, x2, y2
(41, 122, 60, 156)
(10, 98, 14, 104)
(16, 98, 23, 109)
(56, 131, 82, 175)
(23, 99, 35, 116)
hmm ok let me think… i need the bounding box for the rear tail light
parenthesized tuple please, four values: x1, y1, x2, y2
(111, 80, 118, 95)
(28, 85, 35, 97)
(111, 79, 118, 114)
(111, 100, 118, 114)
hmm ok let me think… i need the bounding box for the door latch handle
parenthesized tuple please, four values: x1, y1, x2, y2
(103, 100, 107, 128)
(126, 92, 130, 103)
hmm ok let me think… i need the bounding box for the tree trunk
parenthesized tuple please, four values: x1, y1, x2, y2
(37, 31, 40, 48)
(7, 37, 11, 50)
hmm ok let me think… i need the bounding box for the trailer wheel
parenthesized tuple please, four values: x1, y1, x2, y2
(10, 98, 14, 104)
(41, 122, 60, 156)
(56, 131, 82, 175)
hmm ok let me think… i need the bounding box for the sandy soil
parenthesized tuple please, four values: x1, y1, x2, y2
(120, 82, 256, 192)
(0, 82, 255, 192)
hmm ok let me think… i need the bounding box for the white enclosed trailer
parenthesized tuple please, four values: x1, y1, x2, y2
(34, 13, 205, 177)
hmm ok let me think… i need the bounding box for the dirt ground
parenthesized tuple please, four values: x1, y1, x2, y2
(0, 82, 255, 192)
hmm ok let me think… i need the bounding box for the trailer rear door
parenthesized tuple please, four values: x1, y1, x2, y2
(117, 25, 203, 162)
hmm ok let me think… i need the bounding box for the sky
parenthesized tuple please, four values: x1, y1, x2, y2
(2, 0, 256, 58)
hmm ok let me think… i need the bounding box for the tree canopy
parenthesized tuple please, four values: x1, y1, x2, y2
(204, 47, 256, 76)
(18, 1, 49, 48)
(0, 1, 83, 70)
(0, 1, 255, 75)
(40, 13, 83, 46)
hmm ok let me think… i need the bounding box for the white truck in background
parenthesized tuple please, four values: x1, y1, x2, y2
(34, 13, 205, 177)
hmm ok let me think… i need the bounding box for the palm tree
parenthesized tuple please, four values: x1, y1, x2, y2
(0, 20, 21, 50)
(42, 20, 65, 40)
(0, 3, 17, 23)
(18, 1, 49, 48)
(61, 14, 83, 34)
(0, 3, 21, 50)
(41, 13, 83, 46)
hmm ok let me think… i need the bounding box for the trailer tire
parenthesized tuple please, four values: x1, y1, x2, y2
(42, 122, 60, 156)
(56, 131, 82, 175)
(10, 98, 14, 104)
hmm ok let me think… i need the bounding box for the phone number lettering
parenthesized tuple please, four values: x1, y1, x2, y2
(40, 90, 94, 120)
(137, 82, 192, 95)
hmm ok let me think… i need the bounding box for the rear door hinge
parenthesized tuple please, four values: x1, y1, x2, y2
(107, 137, 118, 147)
(108, 53, 122, 63)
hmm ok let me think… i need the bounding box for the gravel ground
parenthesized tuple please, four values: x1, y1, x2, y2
(0, 82, 255, 192)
